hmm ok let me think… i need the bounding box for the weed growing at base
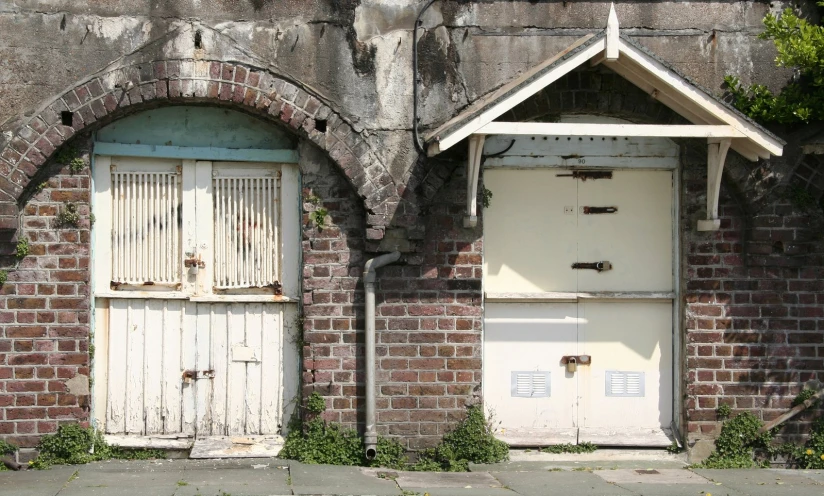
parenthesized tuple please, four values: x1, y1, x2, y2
(29, 424, 164, 469)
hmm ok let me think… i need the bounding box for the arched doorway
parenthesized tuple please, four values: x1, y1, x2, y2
(91, 106, 300, 454)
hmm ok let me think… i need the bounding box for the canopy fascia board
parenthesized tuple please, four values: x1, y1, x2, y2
(475, 123, 746, 139)
(425, 37, 606, 156)
(615, 39, 784, 158)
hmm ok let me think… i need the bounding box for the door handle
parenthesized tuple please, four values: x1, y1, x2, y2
(571, 261, 612, 272)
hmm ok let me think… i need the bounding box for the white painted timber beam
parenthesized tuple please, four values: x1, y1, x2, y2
(474, 122, 745, 138)
(605, 3, 619, 60)
(464, 134, 486, 228)
(697, 138, 731, 231)
(618, 39, 784, 157)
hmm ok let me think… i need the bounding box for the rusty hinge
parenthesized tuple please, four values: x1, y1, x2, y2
(572, 261, 612, 272)
(182, 369, 215, 384)
(556, 170, 613, 181)
(184, 256, 206, 269)
(581, 206, 617, 214)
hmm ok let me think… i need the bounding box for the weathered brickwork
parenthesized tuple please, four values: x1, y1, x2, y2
(0, 141, 93, 454)
(301, 153, 482, 450)
(683, 155, 824, 443)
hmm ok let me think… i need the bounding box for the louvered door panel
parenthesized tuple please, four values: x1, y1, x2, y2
(213, 166, 280, 290)
(110, 161, 182, 286)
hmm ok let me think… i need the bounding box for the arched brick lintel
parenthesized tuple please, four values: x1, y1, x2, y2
(0, 59, 399, 235)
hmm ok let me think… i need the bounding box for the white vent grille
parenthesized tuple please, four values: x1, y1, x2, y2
(511, 371, 551, 398)
(213, 171, 280, 289)
(111, 169, 182, 285)
(605, 371, 645, 397)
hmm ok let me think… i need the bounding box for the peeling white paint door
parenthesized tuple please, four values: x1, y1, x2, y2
(483, 168, 674, 447)
(92, 156, 300, 444)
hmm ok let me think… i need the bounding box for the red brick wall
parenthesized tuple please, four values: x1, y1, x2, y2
(683, 160, 824, 444)
(0, 140, 92, 456)
(300, 154, 482, 450)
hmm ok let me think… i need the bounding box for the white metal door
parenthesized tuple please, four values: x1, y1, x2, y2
(93, 156, 300, 443)
(483, 168, 674, 447)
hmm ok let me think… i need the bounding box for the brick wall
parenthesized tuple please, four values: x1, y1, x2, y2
(0, 139, 92, 458)
(300, 153, 482, 450)
(683, 152, 824, 444)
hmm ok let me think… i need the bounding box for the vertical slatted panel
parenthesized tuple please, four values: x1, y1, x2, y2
(210, 304, 229, 436)
(213, 173, 279, 289)
(245, 303, 263, 434)
(111, 170, 181, 285)
(227, 303, 247, 435)
(106, 299, 129, 434)
(143, 299, 164, 434)
(162, 300, 183, 434)
(195, 304, 212, 436)
(125, 300, 145, 434)
(260, 306, 282, 434)
(181, 302, 197, 436)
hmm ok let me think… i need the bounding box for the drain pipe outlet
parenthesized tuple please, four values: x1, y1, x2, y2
(363, 251, 401, 460)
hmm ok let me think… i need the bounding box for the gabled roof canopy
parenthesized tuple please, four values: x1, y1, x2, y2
(424, 5, 784, 162)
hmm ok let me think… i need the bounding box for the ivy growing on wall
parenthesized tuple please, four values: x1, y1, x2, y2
(725, 3, 824, 124)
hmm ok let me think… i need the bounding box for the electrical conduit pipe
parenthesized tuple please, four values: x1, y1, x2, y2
(363, 251, 401, 460)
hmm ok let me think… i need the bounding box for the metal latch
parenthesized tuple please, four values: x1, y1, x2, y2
(556, 171, 613, 181)
(581, 206, 617, 214)
(561, 355, 591, 373)
(572, 261, 612, 272)
(182, 369, 215, 384)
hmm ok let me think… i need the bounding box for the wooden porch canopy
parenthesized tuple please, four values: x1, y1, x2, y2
(424, 4, 785, 231)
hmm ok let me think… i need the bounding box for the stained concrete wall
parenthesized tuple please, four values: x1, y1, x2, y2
(0, 0, 803, 182)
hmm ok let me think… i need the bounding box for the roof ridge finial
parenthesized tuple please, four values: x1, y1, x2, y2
(606, 2, 619, 60)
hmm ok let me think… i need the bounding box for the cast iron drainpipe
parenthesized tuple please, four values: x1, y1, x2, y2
(363, 251, 401, 460)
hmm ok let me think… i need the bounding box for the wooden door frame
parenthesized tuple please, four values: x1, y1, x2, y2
(88, 143, 301, 447)
(480, 142, 682, 445)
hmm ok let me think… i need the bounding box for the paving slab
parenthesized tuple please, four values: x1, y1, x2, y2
(0, 466, 76, 496)
(597, 469, 711, 485)
(173, 464, 291, 496)
(769, 468, 824, 484)
(288, 461, 401, 495)
(492, 470, 637, 496)
(397, 488, 516, 496)
(391, 470, 503, 488)
(60, 464, 185, 496)
(693, 469, 824, 496)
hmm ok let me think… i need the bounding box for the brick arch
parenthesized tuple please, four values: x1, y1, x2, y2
(0, 60, 398, 236)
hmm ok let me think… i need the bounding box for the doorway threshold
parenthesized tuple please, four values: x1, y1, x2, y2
(189, 435, 285, 459)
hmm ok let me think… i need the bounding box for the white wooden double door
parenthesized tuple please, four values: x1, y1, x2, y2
(483, 168, 675, 446)
(93, 156, 299, 441)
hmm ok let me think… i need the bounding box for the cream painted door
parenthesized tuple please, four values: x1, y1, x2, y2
(92, 156, 300, 443)
(483, 168, 674, 447)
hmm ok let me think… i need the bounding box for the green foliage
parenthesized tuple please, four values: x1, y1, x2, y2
(54, 146, 77, 166)
(280, 417, 364, 466)
(412, 406, 509, 472)
(56, 202, 81, 228)
(0, 439, 18, 456)
(309, 208, 327, 230)
(798, 416, 824, 469)
(305, 392, 326, 415)
(792, 389, 819, 408)
(725, 7, 824, 124)
(481, 186, 493, 209)
(29, 424, 164, 469)
(666, 441, 684, 454)
(787, 186, 819, 212)
(0, 270, 7, 286)
(68, 158, 85, 175)
(692, 412, 772, 469)
(372, 437, 408, 471)
(540, 442, 597, 454)
(716, 404, 732, 420)
(15, 238, 29, 259)
(305, 194, 321, 206)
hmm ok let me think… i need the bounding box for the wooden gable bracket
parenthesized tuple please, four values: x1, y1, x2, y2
(464, 134, 486, 228)
(697, 138, 731, 231)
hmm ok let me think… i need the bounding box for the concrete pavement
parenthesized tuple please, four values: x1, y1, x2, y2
(1, 450, 823, 496)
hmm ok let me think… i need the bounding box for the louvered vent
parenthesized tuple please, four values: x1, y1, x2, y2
(213, 168, 280, 289)
(605, 371, 645, 397)
(110, 168, 182, 285)
(511, 371, 551, 398)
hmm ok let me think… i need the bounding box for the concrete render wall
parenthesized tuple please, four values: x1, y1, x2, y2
(0, 0, 822, 458)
